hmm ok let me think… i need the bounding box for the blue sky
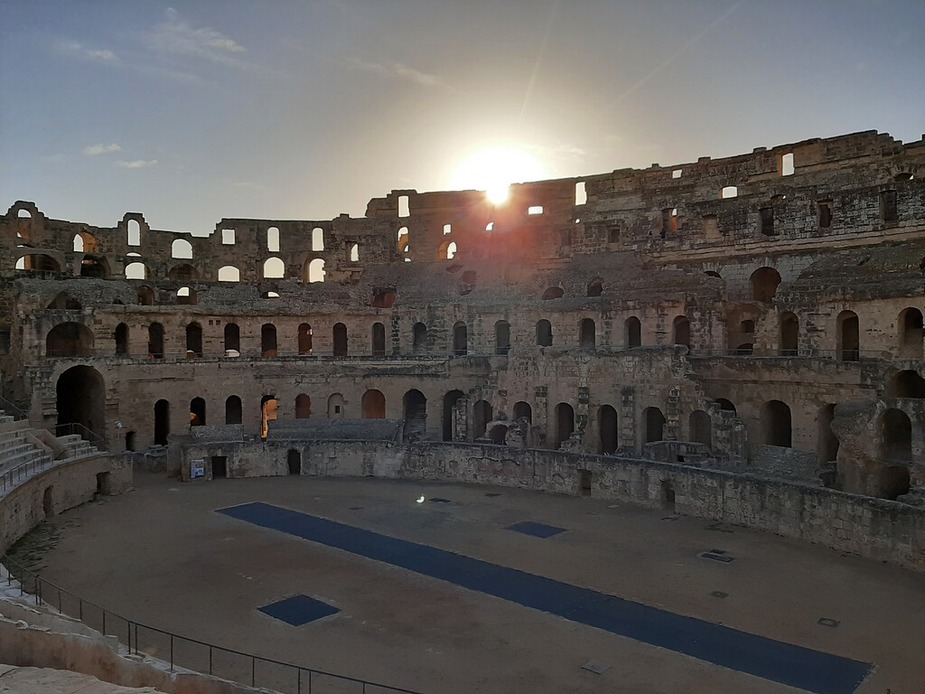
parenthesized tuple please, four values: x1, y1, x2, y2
(2, 1, 923, 235)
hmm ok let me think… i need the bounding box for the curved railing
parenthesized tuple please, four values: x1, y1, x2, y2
(1, 555, 423, 694)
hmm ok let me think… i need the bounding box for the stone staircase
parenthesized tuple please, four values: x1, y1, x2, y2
(0, 411, 100, 493)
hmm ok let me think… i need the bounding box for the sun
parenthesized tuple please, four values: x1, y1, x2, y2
(448, 145, 548, 205)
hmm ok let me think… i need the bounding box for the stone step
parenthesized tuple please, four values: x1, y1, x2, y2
(0, 442, 37, 461)
(0, 449, 51, 477)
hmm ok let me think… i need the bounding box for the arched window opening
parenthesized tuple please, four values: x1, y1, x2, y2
(295, 394, 311, 419)
(267, 227, 280, 252)
(643, 407, 665, 444)
(124, 261, 146, 280)
(148, 323, 164, 359)
(263, 257, 285, 279)
(473, 400, 493, 439)
(218, 266, 241, 282)
(599, 405, 618, 454)
(716, 398, 737, 415)
(453, 322, 468, 356)
(46, 322, 94, 357)
(542, 286, 564, 300)
(79, 255, 109, 278)
(127, 219, 141, 246)
(190, 397, 206, 427)
(224, 323, 240, 355)
(260, 396, 278, 440)
(438, 239, 457, 260)
(168, 264, 197, 282)
(780, 312, 799, 356)
(114, 323, 129, 356)
(495, 320, 511, 355)
(371, 322, 386, 357)
(555, 403, 575, 449)
(625, 317, 642, 348)
(899, 308, 924, 358)
(373, 289, 396, 308)
(888, 370, 925, 398)
(585, 277, 604, 297)
(185, 322, 203, 358)
(403, 389, 427, 441)
(413, 322, 428, 354)
(672, 316, 690, 348)
(312, 227, 324, 251)
(489, 424, 508, 446)
(513, 401, 532, 424)
(261, 323, 278, 358)
(751, 267, 781, 303)
(362, 390, 386, 419)
(818, 404, 839, 465)
(837, 310, 859, 361)
(307, 258, 325, 283)
(690, 410, 711, 448)
(177, 286, 197, 305)
(72, 234, 84, 252)
(721, 185, 738, 199)
(349, 243, 359, 262)
(446, 241, 457, 259)
(154, 399, 170, 445)
(54, 366, 105, 452)
(298, 323, 313, 355)
(442, 390, 464, 441)
(333, 323, 348, 356)
(536, 319, 553, 347)
(225, 396, 242, 425)
(763, 400, 792, 447)
(171, 239, 193, 259)
(579, 318, 596, 350)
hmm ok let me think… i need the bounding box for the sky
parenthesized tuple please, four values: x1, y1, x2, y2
(1, 0, 924, 235)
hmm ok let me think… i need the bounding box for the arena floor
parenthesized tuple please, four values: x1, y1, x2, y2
(16, 472, 925, 694)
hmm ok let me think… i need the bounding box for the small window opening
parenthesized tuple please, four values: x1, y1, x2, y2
(780, 152, 794, 176)
(221, 228, 235, 245)
(485, 221, 494, 231)
(672, 169, 682, 179)
(703, 214, 720, 239)
(445, 241, 457, 259)
(398, 195, 410, 218)
(349, 243, 359, 262)
(880, 190, 898, 222)
(308, 258, 325, 283)
(586, 278, 603, 297)
(443, 224, 452, 235)
(759, 207, 775, 236)
(528, 205, 543, 215)
(267, 227, 280, 252)
(172, 238, 193, 259)
(818, 201, 832, 228)
(575, 181, 587, 206)
(312, 227, 324, 251)
(608, 226, 620, 243)
(542, 286, 564, 300)
(721, 186, 738, 199)
(127, 219, 141, 246)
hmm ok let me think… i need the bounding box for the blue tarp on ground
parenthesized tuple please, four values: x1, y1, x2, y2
(218, 501, 871, 694)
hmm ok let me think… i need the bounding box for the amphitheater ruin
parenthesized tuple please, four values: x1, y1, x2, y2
(1, 129, 924, 692)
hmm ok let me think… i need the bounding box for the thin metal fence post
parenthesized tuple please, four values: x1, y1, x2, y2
(251, 656, 255, 687)
(209, 645, 213, 675)
(170, 634, 174, 670)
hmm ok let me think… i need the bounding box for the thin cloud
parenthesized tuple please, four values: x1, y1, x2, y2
(351, 59, 442, 88)
(55, 40, 119, 64)
(147, 8, 247, 65)
(115, 159, 158, 169)
(84, 143, 122, 156)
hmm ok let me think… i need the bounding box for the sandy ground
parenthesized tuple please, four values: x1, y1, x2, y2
(10, 472, 925, 694)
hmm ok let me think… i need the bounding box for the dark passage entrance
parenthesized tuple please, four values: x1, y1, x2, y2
(212, 456, 227, 479)
(56, 365, 105, 444)
(287, 449, 301, 475)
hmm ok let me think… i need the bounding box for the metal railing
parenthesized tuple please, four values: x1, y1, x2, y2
(0, 452, 52, 494)
(0, 556, 423, 694)
(0, 394, 29, 420)
(53, 421, 107, 451)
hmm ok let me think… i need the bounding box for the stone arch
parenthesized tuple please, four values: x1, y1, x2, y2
(513, 401, 533, 424)
(413, 322, 428, 354)
(263, 257, 285, 279)
(154, 399, 170, 445)
(536, 319, 553, 347)
(690, 410, 711, 447)
(189, 397, 206, 426)
(295, 394, 311, 418)
(452, 322, 468, 356)
(586, 278, 603, 297)
(371, 322, 386, 357)
(148, 323, 164, 359)
(260, 395, 278, 440)
(579, 318, 596, 350)
(403, 389, 427, 440)
(46, 322, 94, 357)
(56, 365, 105, 443)
(167, 264, 197, 282)
(177, 286, 196, 305)
(298, 323, 313, 355)
(643, 407, 665, 444)
(554, 402, 575, 449)
(625, 316, 642, 347)
(185, 322, 203, 358)
(442, 390, 464, 441)
(17, 253, 61, 274)
(218, 266, 240, 282)
(763, 400, 792, 447)
(672, 315, 690, 348)
(114, 323, 129, 356)
(362, 390, 386, 419)
(137, 286, 155, 305)
(599, 405, 618, 454)
(333, 323, 348, 356)
(306, 258, 325, 283)
(780, 312, 799, 355)
(898, 307, 923, 358)
(495, 320, 511, 355)
(880, 408, 912, 500)
(261, 323, 278, 357)
(888, 370, 925, 398)
(224, 323, 240, 354)
(80, 255, 109, 278)
(171, 239, 193, 259)
(225, 395, 242, 425)
(837, 310, 859, 361)
(473, 400, 493, 438)
(817, 404, 839, 464)
(716, 398, 737, 416)
(751, 267, 781, 303)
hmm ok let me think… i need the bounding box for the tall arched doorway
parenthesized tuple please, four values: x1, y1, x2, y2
(154, 399, 170, 445)
(56, 366, 106, 443)
(554, 402, 575, 449)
